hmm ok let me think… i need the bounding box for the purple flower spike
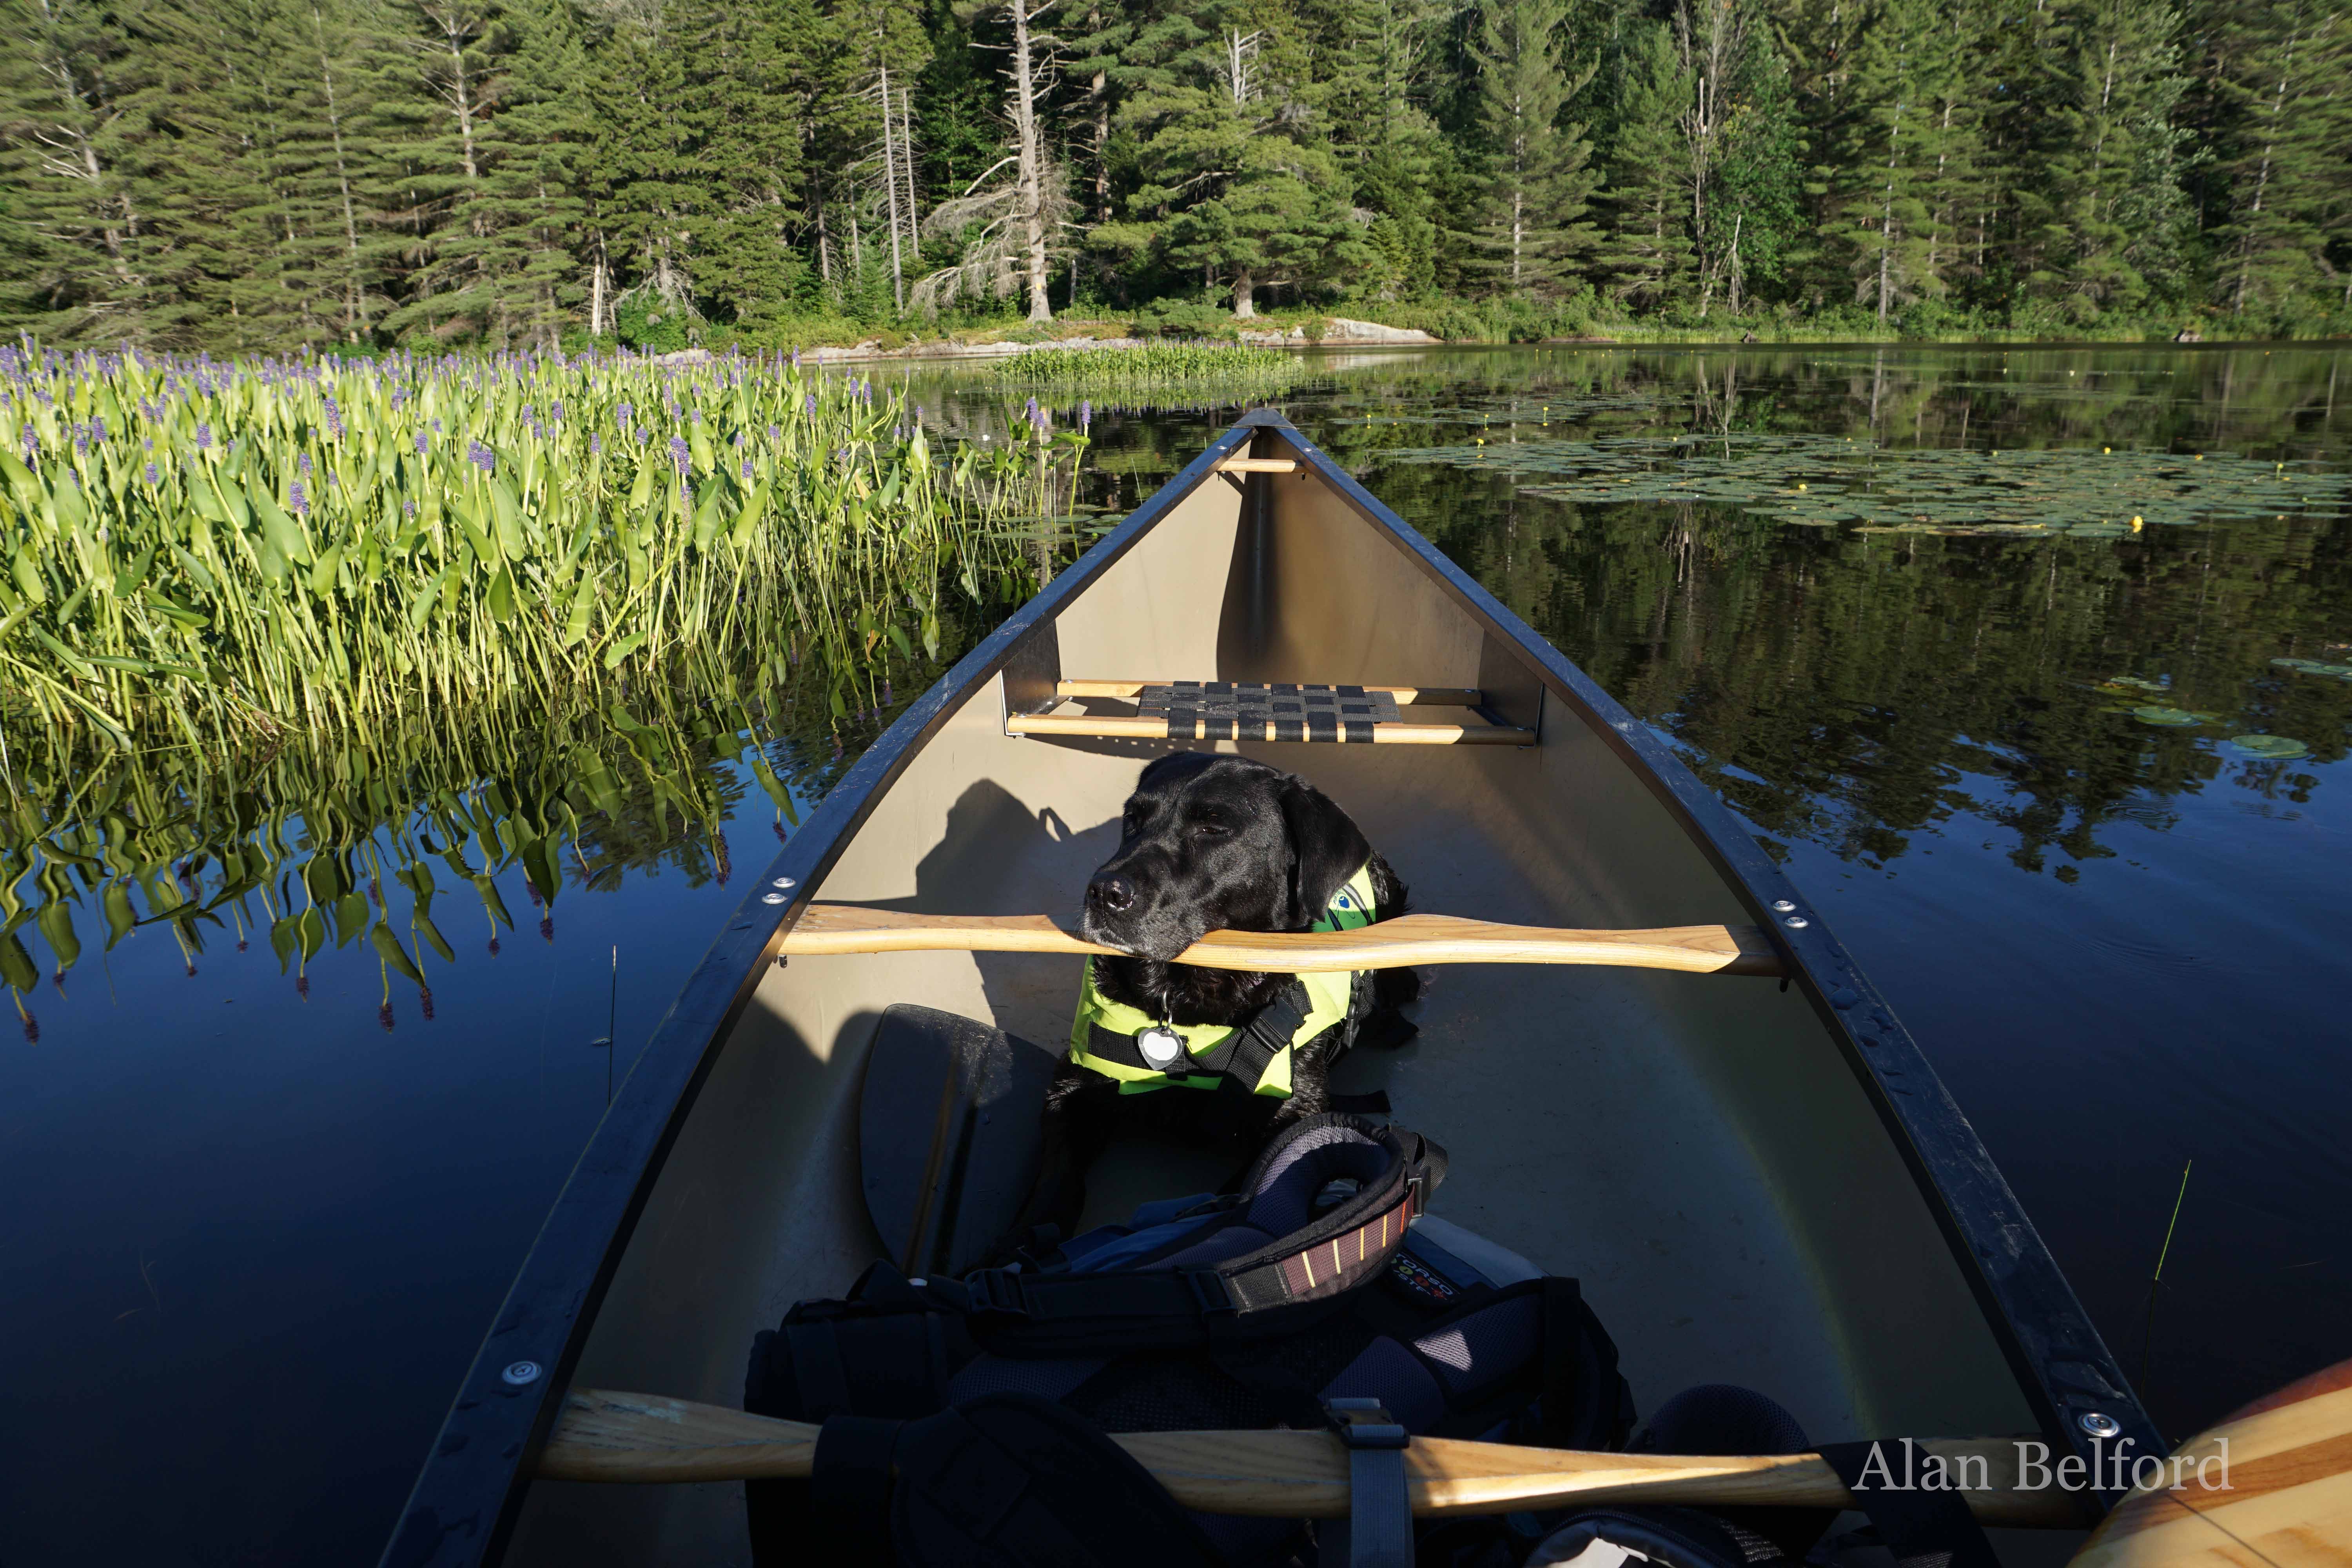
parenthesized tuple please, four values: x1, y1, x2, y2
(414, 431, 427, 456)
(378, 1000, 395, 1032)
(419, 988, 436, 1021)
(468, 440, 495, 474)
(298, 450, 313, 476)
(804, 392, 817, 416)
(289, 479, 310, 517)
(91, 414, 107, 443)
(592, 433, 603, 455)
(670, 435, 690, 474)
(740, 456, 753, 481)
(1080, 400, 1092, 428)
(767, 425, 780, 442)
(195, 422, 213, 451)
(323, 396, 344, 439)
(144, 461, 158, 485)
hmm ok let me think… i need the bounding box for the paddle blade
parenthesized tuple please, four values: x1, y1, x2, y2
(860, 1005, 1060, 1278)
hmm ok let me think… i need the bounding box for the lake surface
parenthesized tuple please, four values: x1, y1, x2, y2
(4, 344, 2345, 1563)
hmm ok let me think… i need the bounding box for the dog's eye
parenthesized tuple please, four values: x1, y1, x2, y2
(1191, 816, 1229, 838)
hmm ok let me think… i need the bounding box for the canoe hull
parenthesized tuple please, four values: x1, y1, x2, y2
(391, 413, 2156, 1568)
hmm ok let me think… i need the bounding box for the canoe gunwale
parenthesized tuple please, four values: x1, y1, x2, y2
(1248, 413, 2160, 1514)
(379, 423, 1263, 1568)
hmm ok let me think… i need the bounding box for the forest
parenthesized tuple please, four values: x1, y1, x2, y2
(3, 0, 2348, 352)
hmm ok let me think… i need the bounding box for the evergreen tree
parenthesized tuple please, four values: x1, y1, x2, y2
(1119, 5, 1372, 316)
(2020, 0, 2195, 321)
(0, 0, 149, 339)
(1710, 31, 1803, 312)
(1595, 19, 1694, 308)
(2204, 0, 2351, 321)
(2, 0, 2346, 344)
(1302, 0, 1448, 301)
(1823, 0, 1944, 323)
(1463, 0, 1600, 296)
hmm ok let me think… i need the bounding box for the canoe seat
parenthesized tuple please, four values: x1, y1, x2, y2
(1008, 680, 1534, 746)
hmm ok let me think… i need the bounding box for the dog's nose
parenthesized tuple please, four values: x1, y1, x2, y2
(1089, 874, 1135, 913)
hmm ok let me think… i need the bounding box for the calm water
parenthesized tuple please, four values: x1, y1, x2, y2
(4, 345, 2346, 1563)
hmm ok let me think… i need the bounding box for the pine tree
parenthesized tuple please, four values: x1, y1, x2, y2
(2204, 0, 2351, 321)
(1463, 0, 1601, 296)
(1297, 0, 1448, 301)
(1595, 19, 1695, 308)
(2020, 0, 2195, 321)
(1118, 5, 1373, 316)
(0, 0, 150, 339)
(1824, 0, 1942, 323)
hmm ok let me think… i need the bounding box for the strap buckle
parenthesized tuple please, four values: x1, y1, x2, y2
(1181, 1269, 1238, 1315)
(964, 1269, 1032, 1317)
(1325, 1397, 1409, 1450)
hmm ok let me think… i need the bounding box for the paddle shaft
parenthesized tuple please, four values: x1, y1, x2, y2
(540, 1389, 2078, 1527)
(779, 906, 1782, 978)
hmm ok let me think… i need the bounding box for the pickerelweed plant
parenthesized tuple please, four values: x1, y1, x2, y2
(0, 343, 1085, 763)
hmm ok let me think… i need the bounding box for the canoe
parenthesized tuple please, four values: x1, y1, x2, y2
(384, 410, 2158, 1566)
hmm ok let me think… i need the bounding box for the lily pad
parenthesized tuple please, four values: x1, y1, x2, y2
(2223, 734, 2309, 760)
(2106, 675, 2170, 692)
(2131, 706, 2207, 726)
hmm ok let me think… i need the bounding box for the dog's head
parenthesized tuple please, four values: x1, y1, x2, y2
(1078, 754, 1371, 960)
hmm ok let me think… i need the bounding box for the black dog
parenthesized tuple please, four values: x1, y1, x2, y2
(1016, 753, 1418, 1237)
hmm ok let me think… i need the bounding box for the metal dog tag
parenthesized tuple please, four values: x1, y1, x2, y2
(1136, 1025, 1187, 1071)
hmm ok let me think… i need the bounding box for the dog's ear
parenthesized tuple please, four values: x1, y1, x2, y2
(1278, 775, 1371, 928)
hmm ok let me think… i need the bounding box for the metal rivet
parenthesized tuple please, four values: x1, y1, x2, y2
(1783, 916, 1809, 929)
(501, 1361, 543, 1387)
(762, 892, 787, 904)
(2079, 1411, 2122, 1439)
(771, 877, 797, 889)
(1771, 899, 1797, 913)
(908, 1278, 928, 1289)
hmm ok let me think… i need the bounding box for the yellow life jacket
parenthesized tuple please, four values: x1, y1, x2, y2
(1067, 863, 1378, 1098)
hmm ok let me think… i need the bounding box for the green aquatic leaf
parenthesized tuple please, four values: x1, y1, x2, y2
(414, 909, 456, 965)
(371, 922, 425, 985)
(2223, 734, 2310, 760)
(333, 889, 370, 946)
(0, 929, 36, 993)
(35, 898, 79, 974)
(2130, 706, 2205, 726)
(102, 880, 136, 949)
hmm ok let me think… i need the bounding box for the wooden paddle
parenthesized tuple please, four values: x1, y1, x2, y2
(779, 906, 1782, 978)
(539, 1388, 2076, 1526)
(2066, 1356, 2352, 1568)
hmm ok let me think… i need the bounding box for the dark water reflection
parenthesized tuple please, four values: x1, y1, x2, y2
(3, 345, 2345, 1563)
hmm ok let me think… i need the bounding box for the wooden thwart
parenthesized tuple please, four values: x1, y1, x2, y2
(1214, 457, 1299, 474)
(1057, 680, 1485, 708)
(780, 906, 1782, 977)
(1009, 711, 1531, 745)
(539, 1388, 2079, 1527)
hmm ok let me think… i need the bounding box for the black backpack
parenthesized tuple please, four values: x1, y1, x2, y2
(745, 1115, 1635, 1567)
